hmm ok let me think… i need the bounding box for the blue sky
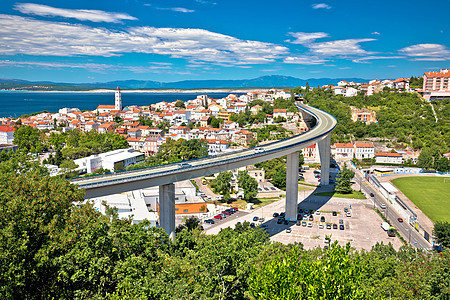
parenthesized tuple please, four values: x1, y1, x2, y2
(0, 0, 449, 83)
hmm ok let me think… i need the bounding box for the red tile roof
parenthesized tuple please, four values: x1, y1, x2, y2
(0, 126, 14, 132)
(375, 152, 402, 157)
(355, 142, 374, 148)
(334, 143, 354, 148)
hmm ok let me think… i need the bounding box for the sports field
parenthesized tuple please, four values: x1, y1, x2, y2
(391, 177, 450, 223)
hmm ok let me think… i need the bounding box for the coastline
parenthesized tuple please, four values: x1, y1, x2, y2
(0, 88, 263, 93)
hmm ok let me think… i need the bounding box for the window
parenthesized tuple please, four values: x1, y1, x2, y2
(175, 208, 179, 211)
(183, 209, 188, 212)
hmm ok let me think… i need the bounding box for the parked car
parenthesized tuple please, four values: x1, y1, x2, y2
(302, 221, 307, 227)
(299, 208, 304, 213)
(340, 224, 345, 230)
(326, 223, 332, 229)
(250, 223, 255, 228)
(280, 212, 286, 218)
(214, 215, 222, 220)
(223, 211, 231, 215)
(333, 224, 338, 229)
(319, 224, 324, 229)
(304, 209, 310, 214)
(303, 215, 308, 220)
(316, 210, 321, 215)
(252, 216, 258, 221)
(277, 218, 283, 224)
(344, 207, 349, 212)
(307, 222, 313, 228)
(332, 211, 337, 216)
(320, 216, 326, 222)
(204, 219, 215, 224)
(398, 218, 404, 223)
(296, 221, 301, 226)
(380, 204, 386, 209)
(339, 219, 344, 224)
(273, 212, 279, 218)
(286, 228, 292, 233)
(346, 212, 351, 217)
(370, 193, 375, 197)
(283, 220, 289, 225)
(231, 207, 238, 212)
(309, 215, 314, 221)
(259, 217, 265, 222)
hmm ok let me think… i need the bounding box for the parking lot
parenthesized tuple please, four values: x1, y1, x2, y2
(205, 188, 404, 251)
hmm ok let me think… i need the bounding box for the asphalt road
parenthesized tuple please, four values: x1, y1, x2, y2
(350, 165, 431, 249)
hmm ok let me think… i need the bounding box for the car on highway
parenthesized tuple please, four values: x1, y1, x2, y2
(398, 218, 404, 223)
(254, 147, 265, 153)
(326, 224, 332, 229)
(214, 215, 223, 220)
(273, 212, 279, 218)
(333, 224, 338, 229)
(277, 218, 283, 224)
(320, 216, 326, 222)
(286, 228, 292, 233)
(178, 163, 191, 168)
(253, 216, 258, 221)
(204, 219, 215, 224)
(340, 225, 345, 230)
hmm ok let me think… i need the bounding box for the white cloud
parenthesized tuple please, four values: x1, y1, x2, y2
(287, 32, 328, 45)
(371, 32, 380, 35)
(284, 55, 327, 65)
(312, 3, 331, 9)
(0, 60, 173, 73)
(339, 67, 351, 70)
(352, 55, 404, 63)
(155, 7, 195, 13)
(399, 44, 450, 61)
(0, 14, 288, 66)
(309, 39, 376, 56)
(14, 3, 137, 23)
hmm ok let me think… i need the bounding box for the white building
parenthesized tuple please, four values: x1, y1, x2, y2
(332, 143, 354, 159)
(0, 126, 14, 145)
(206, 139, 229, 155)
(115, 87, 122, 111)
(374, 152, 403, 164)
(74, 148, 145, 173)
(354, 142, 375, 159)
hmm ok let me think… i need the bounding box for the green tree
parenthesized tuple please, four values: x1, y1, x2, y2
(418, 148, 434, 170)
(434, 156, 449, 172)
(211, 171, 233, 200)
(271, 166, 286, 190)
(238, 170, 258, 201)
(335, 164, 355, 194)
(433, 221, 450, 248)
(175, 100, 186, 108)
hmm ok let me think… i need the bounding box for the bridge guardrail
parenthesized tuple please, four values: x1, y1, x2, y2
(73, 103, 336, 188)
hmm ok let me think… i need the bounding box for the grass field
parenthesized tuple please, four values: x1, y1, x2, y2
(391, 177, 450, 223)
(313, 190, 366, 199)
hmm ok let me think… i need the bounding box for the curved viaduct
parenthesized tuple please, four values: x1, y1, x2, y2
(72, 103, 337, 240)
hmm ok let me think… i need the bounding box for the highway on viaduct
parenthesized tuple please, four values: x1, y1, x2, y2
(71, 103, 337, 240)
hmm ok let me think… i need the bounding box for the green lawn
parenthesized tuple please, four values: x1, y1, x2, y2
(391, 177, 450, 223)
(313, 190, 366, 199)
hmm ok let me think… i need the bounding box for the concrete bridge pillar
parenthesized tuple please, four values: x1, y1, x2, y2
(318, 134, 331, 185)
(285, 151, 299, 221)
(159, 183, 175, 241)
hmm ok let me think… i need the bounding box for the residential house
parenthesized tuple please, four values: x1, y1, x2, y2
(206, 139, 229, 155)
(354, 142, 375, 159)
(375, 152, 403, 164)
(0, 126, 14, 144)
(332, 143, 354, 159)
(234, 130, 254, 146)
(422, 69, 450, 100)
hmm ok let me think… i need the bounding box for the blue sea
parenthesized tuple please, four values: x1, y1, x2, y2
(0, 91, 240, 118)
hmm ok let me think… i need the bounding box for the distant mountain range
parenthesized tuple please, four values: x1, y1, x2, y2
(0, 75, 369, 90)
